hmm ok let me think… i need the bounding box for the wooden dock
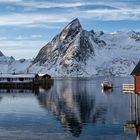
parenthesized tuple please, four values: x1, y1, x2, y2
(122, 84, 134, 93)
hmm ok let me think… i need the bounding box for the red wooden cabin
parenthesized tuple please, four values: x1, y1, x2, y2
(131, 61, 140, 93)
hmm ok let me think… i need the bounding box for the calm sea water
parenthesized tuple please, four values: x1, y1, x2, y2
(0, 77, 139, 140)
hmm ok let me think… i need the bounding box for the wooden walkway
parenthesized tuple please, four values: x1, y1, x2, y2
(122, 84, 134, 93)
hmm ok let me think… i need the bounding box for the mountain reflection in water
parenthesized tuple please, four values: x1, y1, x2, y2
(0, 77, 137, 140)
(37, 78, 111, 137)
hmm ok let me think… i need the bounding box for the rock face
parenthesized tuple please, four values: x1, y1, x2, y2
(15, 18, 140, 77)
(0, 51, 4, 57)
(31, 18, 102, 76)
(33, 18, 90, 66)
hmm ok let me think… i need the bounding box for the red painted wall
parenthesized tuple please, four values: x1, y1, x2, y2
(135, 76, 140, 93)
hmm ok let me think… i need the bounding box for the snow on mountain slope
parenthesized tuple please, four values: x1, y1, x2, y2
(28, 18, 139, 77)
(0, 18, 138, 77)
(28, 19, 140, 77)
(0, 54, 32, 73)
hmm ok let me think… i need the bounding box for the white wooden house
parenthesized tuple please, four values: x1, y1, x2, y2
(0, 74, 36, 83)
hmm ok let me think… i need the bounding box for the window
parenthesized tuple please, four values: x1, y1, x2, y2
(7, 78, 10, 81)
(19, 78, 24, 81)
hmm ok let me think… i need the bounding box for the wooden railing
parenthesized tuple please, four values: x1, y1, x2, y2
(122, 84, 134, 92)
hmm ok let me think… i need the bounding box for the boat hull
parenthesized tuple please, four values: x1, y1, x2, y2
(101, 83, 113, 90)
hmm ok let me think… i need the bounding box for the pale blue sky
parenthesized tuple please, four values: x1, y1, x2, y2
(0, 0, 140, 59)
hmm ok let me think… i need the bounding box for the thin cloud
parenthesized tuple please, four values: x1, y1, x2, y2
(0, 0, 22, 2)
(2, 49, 37, 59)
(0, 0, 139, 11)
(0, 40, 46, 59)
(0, 13, 69, 26)
(0, 40, 46, 47)
(5, 1, 113, 9)
(31, 35, 42, 38)
(16, 35, 27, 40)
(0, 7, 140, 28)
(0, 0, 139, 28)
(15, 35, 42, 40)
(0, 37, 8, 40)
(4, 0, 139, 10)
(24, 24, 62, 29)
(81, 9, 140, 20)
(19, 1, 93, 9)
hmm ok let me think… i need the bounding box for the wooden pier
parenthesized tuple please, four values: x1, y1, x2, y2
(122, 84, 134, 93)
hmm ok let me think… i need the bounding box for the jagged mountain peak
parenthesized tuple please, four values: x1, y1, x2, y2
(66, 18, 81, 29)
(0, 51, 4, 57)
(33, 18, 84, 64)
(60, 18, 82, 41)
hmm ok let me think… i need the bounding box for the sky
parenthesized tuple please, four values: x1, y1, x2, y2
(0, 0, 140, 59)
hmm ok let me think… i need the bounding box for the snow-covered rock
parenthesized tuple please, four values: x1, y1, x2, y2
(0, 53, 32, 73)
(0, 18, 140, 77)
(29, 18, 140, 77)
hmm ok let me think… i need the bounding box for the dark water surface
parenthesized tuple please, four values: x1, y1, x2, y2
(0, 77, 138, 140)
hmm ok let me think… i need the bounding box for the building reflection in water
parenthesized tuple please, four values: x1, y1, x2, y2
(37, 79, 107, 137)
(124, 93, 140, 140)
(0, 80, 53, 95)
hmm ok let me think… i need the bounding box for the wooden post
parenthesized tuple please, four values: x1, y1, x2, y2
(130, 93, 133, 121)
(134, 76, 136, 93)
(135, 94, 139, 125)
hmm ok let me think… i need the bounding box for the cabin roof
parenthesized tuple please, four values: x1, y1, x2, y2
(0, 74, 36, 78)
(131, 61, 140, 75)
(38, 74, 46, 77)
(38, 73, 50, 76)
(38, 73, 51, 78)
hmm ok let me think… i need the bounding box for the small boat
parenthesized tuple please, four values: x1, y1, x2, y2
(101, 81, 113, 90)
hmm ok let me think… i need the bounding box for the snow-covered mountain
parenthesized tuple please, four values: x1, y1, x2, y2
(0, 53, 32, 73)
(0, 18, 139, 77)
(28, 18, 140, 77)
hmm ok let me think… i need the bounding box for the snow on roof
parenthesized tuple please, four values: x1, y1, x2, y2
(38, 73, 51, 77)
(38, 74, 45, 76)
(0, 73, 36, 78)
